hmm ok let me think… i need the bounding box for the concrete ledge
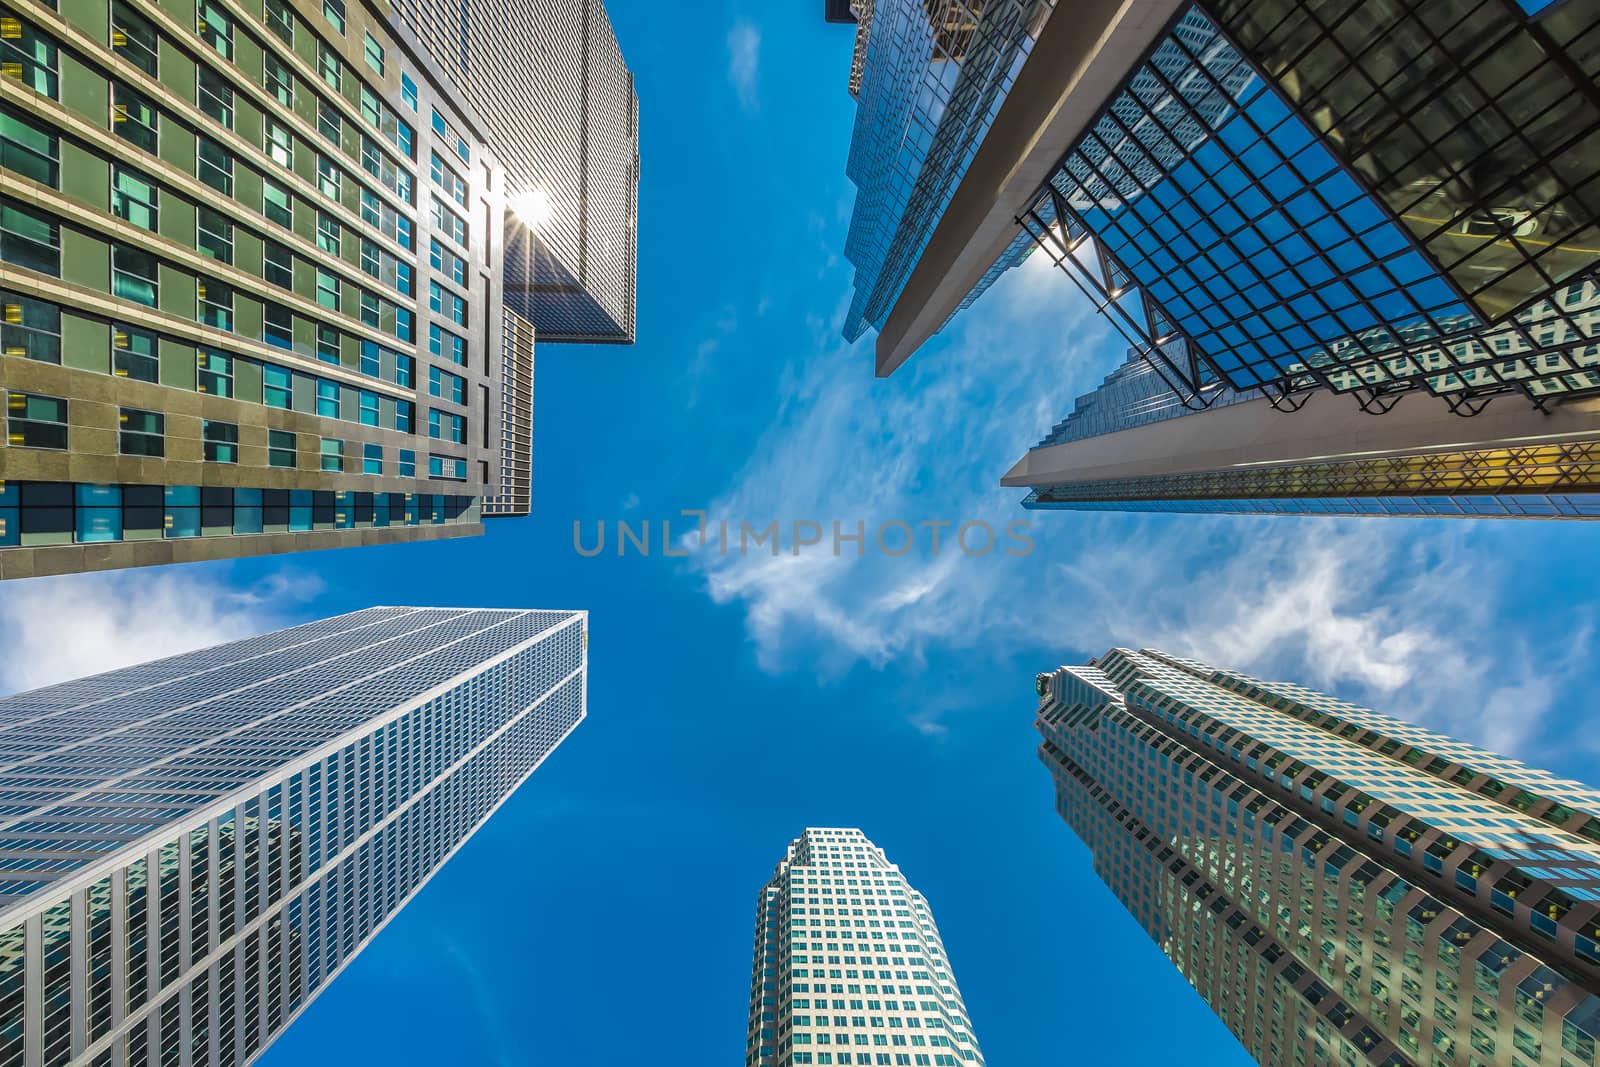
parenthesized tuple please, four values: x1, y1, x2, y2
(0, 523, 483, 581)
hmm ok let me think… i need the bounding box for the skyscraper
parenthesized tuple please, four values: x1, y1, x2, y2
(828, 0, 1054, 344)
(745, 827, 984, 1067)
(0, 0, 637, 577)
(867, 2, 1600, 517)
(1036, 647, 1600, 1067)
(0, 605, 586, 1065)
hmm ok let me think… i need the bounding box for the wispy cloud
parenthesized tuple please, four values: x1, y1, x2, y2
(0, 567, 323, 695)
(686, 253, 1592, 763)
(727, 20, 762, 112)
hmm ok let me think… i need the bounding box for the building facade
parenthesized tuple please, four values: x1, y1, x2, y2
(864, 1, 1600, 517)
(0, 604, 586, 1066)
(1036, 647, 1600, 1067)
(0, 0, 637, 576)
(389, 0, 639, 344)
(745, 827, 984, 1067)
(0, 0, 514, 577)
(830, 0, 1053, 345)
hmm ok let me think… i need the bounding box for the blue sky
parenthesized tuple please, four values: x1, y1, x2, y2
(5, 4, 1600, 1065)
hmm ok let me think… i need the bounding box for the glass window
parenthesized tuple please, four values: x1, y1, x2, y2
(263, 179, 292, 227)
(202, 420, 237, 462)
(112, 83, 156, 154)
(113, 323, 157, 381)
(75, 484, 122, 544)
(263, 54, 292, 108)
(196, 349, 232, 397)
(110, 244, 157, 305)
(109, 165, 158, 231)
(363, 32, 383, 74)
(1, 290, 60, 364)
(359, 87, 380, 129)
(263, 363, 291, 408)
(396, 119, 413, 160)
(322, 0, 344, 33)
(428, 365, 464, 403)
(0, 198, 56, 275)
(315, 378, 338, 418)
(263, 0, 293, 44)
(398, 449, 415, 476)
(264, 240, 292, 288)
(268, 429, 296, 467)
(319, 437, 344, 471)
(263, 301, 292, 348)
(164, 486, 200, 539)
(264, 120, 292, 169)
(396, 261, 412, 296)
(112, 83, 157, 152)
(362, 442, 382, 474)
(197, 278, 232, 331)
(196, 67, 233, 128)
(316, 211, 340, 255)
(358, 390, 378, 425)
(196, 207, 232, 264)
(0, 17, 58, 98)
(317, 42, 341, 91)
(395, 352, 413, 387)
(111, 1, 158, 73)
(395, 399, 412, 432)
(197, 0, 233, 59)
(360, 289, 379, 328)
(400, 73, 417, 111)
(428, 408, 464, 443)
(315, 268, 339, 311)
(317, 98, 341, 143)
(360, 339, 380, 376)
(315, 324, 338, 364)
(196, 137, 232, 195)
(0, 106, 59, 186)
(316, 155, 340, 199)
(395, 306, 412, 342)
(6, 392, 66, 449)
(119, 407, 163, 456)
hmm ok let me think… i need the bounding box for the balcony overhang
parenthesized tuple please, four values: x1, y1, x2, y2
(873, 0, 1183, 377)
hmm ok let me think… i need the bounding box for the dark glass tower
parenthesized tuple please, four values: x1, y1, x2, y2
(1037, 647, 1600, 1067)
(0, 606, 585, 1067)
(831, 0, 1054, 344)
(1003, 2, 1600, 519)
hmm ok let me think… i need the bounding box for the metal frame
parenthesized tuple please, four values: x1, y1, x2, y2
(1015, 1, 1600, 419)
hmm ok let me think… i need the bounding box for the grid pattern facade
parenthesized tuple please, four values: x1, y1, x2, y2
(0, 0, 511, 578)
(839, 0, 1050, 343)
(0, 605, 586, 1067)
(387, 0, 638, 342)
(481, 309, 532, 516)
(1036, 648, 1600, 1067)
(745, 828, 983, 1067)
(1019, 1, 1600, 413)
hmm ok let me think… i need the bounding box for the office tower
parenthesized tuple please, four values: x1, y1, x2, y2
(869, 3, 1600, 518)
(1036, 647, 1600, 1067)
(745, 827, 985, 1067)
(389, 0, 639, 345)
(0, 605, 586, 1066)
(0, 0, 637, 579)
(829, 0, 1055, 344)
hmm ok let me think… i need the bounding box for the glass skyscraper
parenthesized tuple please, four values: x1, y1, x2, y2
(828, 0, 1053, 344)
(858, 1, 1600, 516)
(0, 605, 586, 1066)
(745, 828, 984, 1067)
(1036, 647, 1600, 1067)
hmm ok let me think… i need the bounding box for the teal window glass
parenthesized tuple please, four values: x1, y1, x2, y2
(118, 407, 163, 457)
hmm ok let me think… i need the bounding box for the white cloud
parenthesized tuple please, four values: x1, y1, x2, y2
(686, 253, 1592, 762)
(727, 20, 762, 112)
(0, 566, 323, 696)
